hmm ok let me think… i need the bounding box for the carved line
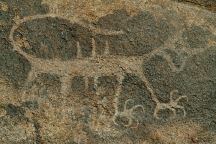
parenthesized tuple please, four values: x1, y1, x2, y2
(113, 99, 145, 128)
(153, 90, 188, 119)
(13, 14, 125, 35)
(32, 119, 42, 144)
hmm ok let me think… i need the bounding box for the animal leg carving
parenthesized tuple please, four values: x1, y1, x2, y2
(84, 77, 89, 91)
(23, 68, 39, 92)
(26, 70, 37, 83)
(60, 76, 71, 96)
(91, 38, 96, 57)
(153, 108, 160, 119)
(113, 74, 125, 114)
(93, 76, 101, 95)
(76, 41, 82, 58)
(104, 40, 110, 55)
(137, 73, 160, 104)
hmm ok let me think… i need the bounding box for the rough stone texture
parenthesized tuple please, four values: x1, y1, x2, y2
(0, 0, 216, 143)
(174, 0, 216, 12)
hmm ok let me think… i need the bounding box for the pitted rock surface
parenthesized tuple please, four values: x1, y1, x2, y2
(0, 0, 216, 143)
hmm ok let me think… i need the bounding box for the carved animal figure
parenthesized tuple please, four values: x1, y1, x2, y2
(9, 14, 214, 127)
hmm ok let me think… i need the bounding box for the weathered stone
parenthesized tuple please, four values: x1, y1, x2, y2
(0, 0, 216, 143)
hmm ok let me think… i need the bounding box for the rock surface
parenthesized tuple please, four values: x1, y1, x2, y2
(0, 0, 216, 143)
(174, 0, 216, 12)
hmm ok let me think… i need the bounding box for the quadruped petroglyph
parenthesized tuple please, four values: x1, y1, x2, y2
(9, 12, 215, 128)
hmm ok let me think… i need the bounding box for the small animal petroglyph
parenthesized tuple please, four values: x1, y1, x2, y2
(9, 13, 215, 127)
(153, 90, 188, 119)
(113, 99, 145, 128)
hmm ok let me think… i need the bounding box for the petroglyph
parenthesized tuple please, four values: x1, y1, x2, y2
(1, 0, 216, 143)
(152, 21, 215, 73)
(153, 90, 188, 119)
(8, 10, 216, 128)
(113, 99, 145, 128)
(89, 96, 123, 138)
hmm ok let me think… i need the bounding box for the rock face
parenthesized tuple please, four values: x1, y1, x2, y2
(173, 0, 216, 12)
(0, 0, 216, 143)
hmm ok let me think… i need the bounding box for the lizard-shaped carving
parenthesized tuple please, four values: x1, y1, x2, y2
(9, 14, 214, 127)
